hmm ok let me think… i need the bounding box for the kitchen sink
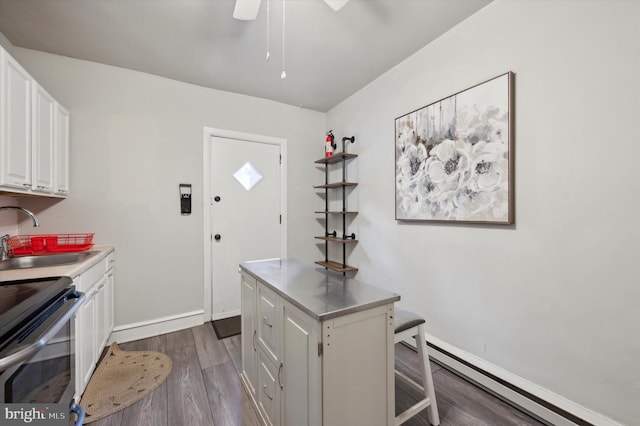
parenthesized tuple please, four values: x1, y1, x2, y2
(0, 251, 97, 271)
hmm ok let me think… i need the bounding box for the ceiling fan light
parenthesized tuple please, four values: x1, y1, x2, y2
(323, 0, 349, 12)
(233, 0, 262, 20)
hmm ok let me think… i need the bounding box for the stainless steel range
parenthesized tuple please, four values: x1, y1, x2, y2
(0, 276, 85, 425)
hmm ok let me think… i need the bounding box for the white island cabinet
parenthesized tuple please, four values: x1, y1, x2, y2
(240, 258, 400, 426)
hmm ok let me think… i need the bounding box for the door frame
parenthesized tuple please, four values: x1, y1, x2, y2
(202, 127, 288, 321)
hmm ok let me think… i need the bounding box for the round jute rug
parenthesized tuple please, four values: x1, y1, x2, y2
(80, 342, 172, 423)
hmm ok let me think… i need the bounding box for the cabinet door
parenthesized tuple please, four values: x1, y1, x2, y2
(31, 82, 55, 193)
(54, 103, 70, 195)
(281, 301, 322, 426)
(95, 275, 108, 352)
(0, 48, 32, 189)
(258, 283, 280, 363)
(241, 271, 258, 399)
(78, 289, 97, 393)
(106, 267, 115, 337)
(258, 350, 281, 426)
(322, 304, 395, 426)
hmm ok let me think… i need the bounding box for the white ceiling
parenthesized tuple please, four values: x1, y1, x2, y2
(0, 0, 491, 112)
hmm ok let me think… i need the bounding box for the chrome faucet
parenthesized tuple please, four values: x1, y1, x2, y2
(0, 206, 40, 260)
(0, 206, 40, 227)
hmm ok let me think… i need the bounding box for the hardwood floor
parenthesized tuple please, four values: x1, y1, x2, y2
(90, 323, 545, 426)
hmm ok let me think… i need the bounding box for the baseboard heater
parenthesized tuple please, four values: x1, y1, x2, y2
(402, 338, 595, 426)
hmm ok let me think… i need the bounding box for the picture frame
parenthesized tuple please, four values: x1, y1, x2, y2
(395, 71, 514, 224)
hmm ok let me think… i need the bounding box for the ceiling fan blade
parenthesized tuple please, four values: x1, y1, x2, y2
(323, 0, 349, 12)
(233, 0, 262, 20)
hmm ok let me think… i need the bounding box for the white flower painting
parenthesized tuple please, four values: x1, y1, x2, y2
(395, 72, 514, 223)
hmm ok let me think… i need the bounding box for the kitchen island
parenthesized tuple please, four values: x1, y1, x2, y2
(240, 258, 400, 426)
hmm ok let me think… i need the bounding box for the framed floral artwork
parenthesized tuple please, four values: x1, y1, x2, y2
(395, 72, 514, 224)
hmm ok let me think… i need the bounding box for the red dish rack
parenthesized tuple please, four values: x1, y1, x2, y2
(7, 233, 94, 256)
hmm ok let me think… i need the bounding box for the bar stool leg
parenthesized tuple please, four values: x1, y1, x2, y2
(416, 324, 439, 425)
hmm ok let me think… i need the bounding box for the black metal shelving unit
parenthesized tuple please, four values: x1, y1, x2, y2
(314, 136, 358, 274)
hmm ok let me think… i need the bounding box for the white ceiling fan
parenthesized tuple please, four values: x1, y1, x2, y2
(233, 0, 349, 20)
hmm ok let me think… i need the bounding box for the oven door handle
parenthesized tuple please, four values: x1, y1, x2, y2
(0, 291, 85, 371)
(70, 402, 86, 426)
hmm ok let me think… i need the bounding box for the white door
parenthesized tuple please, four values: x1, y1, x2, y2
(210, 136, 282, 318)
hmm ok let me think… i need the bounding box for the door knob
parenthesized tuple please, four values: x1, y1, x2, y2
(214, 234, 221, 241)
(214, 196, 221, 202)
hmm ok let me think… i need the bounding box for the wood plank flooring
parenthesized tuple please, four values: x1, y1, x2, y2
(90, 323, 545, 426)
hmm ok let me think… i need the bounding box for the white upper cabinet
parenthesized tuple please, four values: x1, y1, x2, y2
(0, 47, 32, 190)
(0, 45, 69, 197)
(55, 103, 70, 195)
(32, 81, 55, 193)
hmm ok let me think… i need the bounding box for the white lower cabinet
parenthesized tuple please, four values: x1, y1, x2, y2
(75, 250, 115, 398)
(241, 272, 258, 401)
(94, 275, 108, 358)
(77, 282, 96, 392)
(280, 301, 321, 426)
(258, 283, 280, 363)
(242, 270, 320, 426)
(105, 257, 115, 340)
(257, 350, 281, 426)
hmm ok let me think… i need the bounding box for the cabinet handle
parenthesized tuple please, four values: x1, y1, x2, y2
(22, 183, 31, 188)
(262, 317, 273, 328)
(262, 385, 273, 401)
(278, 363, 283, 390)
(252, 330, 257, 351)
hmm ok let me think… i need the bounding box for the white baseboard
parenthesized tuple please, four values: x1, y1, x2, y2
(109, 309, 205, 344)
(420, 333, 623, 426)
(212, 309, 240, 321)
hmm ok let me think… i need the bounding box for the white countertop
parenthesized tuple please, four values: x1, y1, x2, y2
(0, 245, 115, 282)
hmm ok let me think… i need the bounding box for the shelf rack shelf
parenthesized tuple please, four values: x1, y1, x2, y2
(314, 135, 358, 274)
(314, 211, 358, 215)
(314, 236, 359, 243)
(314, 260, 358, 273)
(313, 182, 358, 189)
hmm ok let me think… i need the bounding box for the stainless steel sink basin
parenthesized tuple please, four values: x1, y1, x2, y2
(0, 251, 97, 271)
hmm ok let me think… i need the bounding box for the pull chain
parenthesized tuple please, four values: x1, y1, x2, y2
(281, 0, 286, 79)
(266, 0, 270, 61)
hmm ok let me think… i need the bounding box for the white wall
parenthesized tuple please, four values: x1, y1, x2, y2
(327, 1, 639, 425)
(13, 48, 324, 326)
(0, 196, 19, 236)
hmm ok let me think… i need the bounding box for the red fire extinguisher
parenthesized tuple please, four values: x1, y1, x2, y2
(325, 131, 335, 157)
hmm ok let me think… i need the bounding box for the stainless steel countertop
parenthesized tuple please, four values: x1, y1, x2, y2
(240, 258, 400, 321)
